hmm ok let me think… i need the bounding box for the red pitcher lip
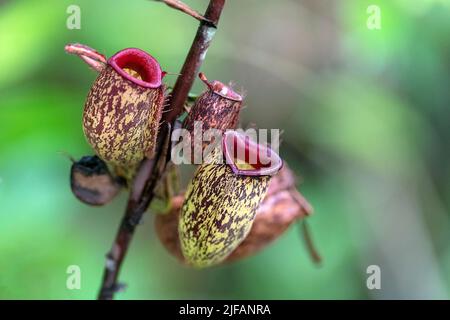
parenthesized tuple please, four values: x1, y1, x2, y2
(222, 131, 282, 176)
(108, 48, 162, 88)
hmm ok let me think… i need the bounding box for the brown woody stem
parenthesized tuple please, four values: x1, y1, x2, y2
(163, 0, 224, 123)
(97, 0, 226, 300)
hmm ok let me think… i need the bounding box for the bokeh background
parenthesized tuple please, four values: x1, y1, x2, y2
(0, 0, 449, 299)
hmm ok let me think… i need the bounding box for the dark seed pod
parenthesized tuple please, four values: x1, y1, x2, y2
(155, 165, 311, 265)
(70, 155, 123, 206)
(154, 195, 185, 262)
(178, 131, 282, 268)
(82, 48, 165, 178)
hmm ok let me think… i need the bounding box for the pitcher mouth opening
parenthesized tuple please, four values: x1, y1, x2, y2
(108, 48, 162, 88)
(222, 131, 282, 176)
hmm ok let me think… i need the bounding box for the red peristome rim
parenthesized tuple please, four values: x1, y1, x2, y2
(222, 131, 282, 176)
(199, 73, 242, 102)
(108, 48, 162, 88)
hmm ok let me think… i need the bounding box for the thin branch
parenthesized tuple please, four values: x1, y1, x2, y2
(163, 0, 224, 123)
(97, 0, 226, 300)
(156, 0, 215, 26)
(300, 220, 322, 265)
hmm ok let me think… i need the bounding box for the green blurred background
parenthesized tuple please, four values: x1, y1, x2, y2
(0, 0, 449, 299)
